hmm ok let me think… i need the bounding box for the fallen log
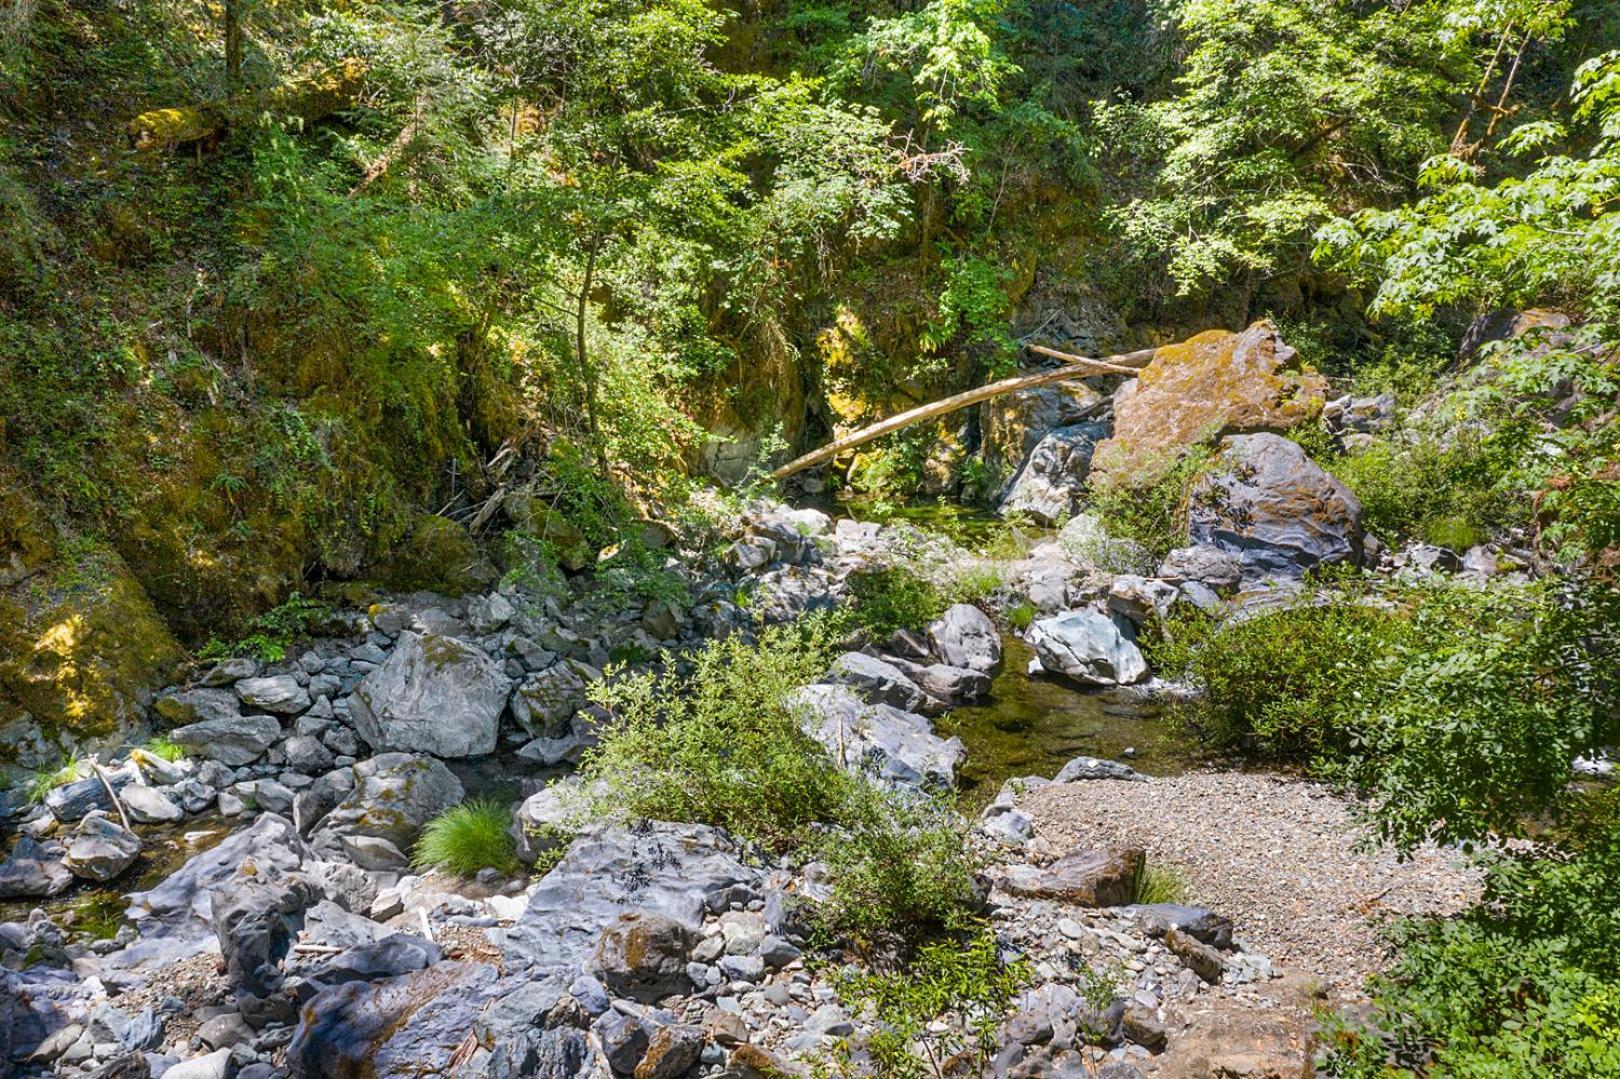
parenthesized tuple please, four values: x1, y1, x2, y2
(127, 58, 367, 152)
(768, 343, 1158, 481)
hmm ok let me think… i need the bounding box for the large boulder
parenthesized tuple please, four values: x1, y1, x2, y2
(115, 814, 311, 970)
(495, 821, 761, 977)
(509, 660, 600, 740)
(167, 713, 281, 767)
(824, 652, 927, 712)
(999, 422, 1110, 525)
(1090, 322, 1327, 488)
(1186, 433, 1364, 579)
(211, 874, 321, 996)
(590, 912, 692, 1002)
(349, 631, 507, 758)
(235, 675, 311, 716)
(63, 815, 142, 882)
(307, 753, 464, 864)
(788, 683, 964, 790)
(1028, 610, 1148, 687)
(287, 962, 503, 1079)
(980, 379, 1107, 499)
(927, 604, 1002, 674)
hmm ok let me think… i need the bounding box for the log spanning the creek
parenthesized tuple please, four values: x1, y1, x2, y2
(768, 343, 1159, 481)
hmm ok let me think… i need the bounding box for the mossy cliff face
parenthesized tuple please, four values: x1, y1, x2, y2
(0, 470, 184, 770)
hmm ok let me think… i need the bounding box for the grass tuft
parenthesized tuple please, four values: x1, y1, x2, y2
(413, 799, 519, 877)
(1135, 863, 1187, 905)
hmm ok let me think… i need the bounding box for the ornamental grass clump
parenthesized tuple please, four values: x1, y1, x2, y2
(413, 799, 519, 877)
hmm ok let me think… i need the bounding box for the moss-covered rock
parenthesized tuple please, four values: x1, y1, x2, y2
(0, 471, 184, 769)
(378, 513, 495, 595)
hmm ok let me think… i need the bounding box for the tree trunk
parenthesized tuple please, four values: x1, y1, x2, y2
(127, 58, 366, 152)
(768, 343, 1158, 481)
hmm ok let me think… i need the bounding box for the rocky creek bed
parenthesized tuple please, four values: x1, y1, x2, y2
(0, 423, 1518, 1079)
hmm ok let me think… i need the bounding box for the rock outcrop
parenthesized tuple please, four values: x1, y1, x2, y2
(1090, 322, 1327, 488)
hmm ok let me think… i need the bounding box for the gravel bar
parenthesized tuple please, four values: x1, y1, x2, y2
(1020, 770, 1482, 989)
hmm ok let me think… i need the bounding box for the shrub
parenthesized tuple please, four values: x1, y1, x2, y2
(413, 800, 519, 877)
(28, 751, 83, 805)
(830, 925, 1030, 1078)
(1322, 789, 1620, 1077)
(142, 736, 185, 762)
(1006, 600, 1037, 631)
(946, 563, 1005, 606)
(580, 617, 985, 959)
(1152, 580, 1620, 852)
(197, 591, 334, 663)
(846, 567, 950, 640)
(809, 788, 985, 959)
(1085, 446, 1211, 564)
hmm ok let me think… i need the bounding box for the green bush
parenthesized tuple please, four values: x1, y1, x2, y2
(1135, 863, 1187, 905)
(1086, 446, 1211, 565)
(1327, 431, 1519, 549)
(1152, 581, 1620, 851)
(1006, 600, 1037, 631)
(1323, 790, 1620, 1078)
(831, 925, 1030, 1078)
(581, 617, 984, 958)
(197, 591, 334, 664)
(846, 567, 951, 640)
(141, 736, 185, 762)
(413, 800, 519, 877)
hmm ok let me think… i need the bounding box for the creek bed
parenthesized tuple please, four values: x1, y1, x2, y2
(939, 635, 1197, 808)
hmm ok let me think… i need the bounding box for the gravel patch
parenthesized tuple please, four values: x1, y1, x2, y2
(1020, 770, 1482, 989)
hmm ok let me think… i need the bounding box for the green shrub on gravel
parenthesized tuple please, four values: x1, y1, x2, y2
(1153, 580, 1620, 852)
(413, 800, 519, 877)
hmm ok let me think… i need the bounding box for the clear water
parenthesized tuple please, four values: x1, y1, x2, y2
(938, 635, 1197, 808)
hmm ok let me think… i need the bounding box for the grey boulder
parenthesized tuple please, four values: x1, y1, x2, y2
(1028, 610, 1148, 686)
(1186, 433, 1364, 579)
(927, 603, 1002, 673)
(824, 652, 927, 712)
(0, 836, 73, 899)
(235, 675, 311, 715)
(308, 753, 464, 864)
(788, 683, 964, 790)
(999, 422, 1109, 525)
(64, 815, 143, 882)
(121, 785, 184, 824)
(168, 713, 282, 767)
(349, 631, 507, 758)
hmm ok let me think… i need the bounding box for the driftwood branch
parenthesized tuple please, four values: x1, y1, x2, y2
(91, 761, 132, 833)
(768, 344, 1158, 481)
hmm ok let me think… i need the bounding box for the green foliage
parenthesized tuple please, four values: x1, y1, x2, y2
(28, 750, 83, 805)
(71, 893, 128, 942)
(1085, 446, 1212, 565)
(847, 567, 951, 639)
(412, 800, 520, 878)
(197, 591, 333, 663)
(1323, 789, 1620, 1077)
(580, 617, 983, 957)
(828, 925, 1030, 1078)
(141, 736, 185, 763)
(809, 788, 985, 958)
(581, 616, 853, 850)
(1005, 600, 1037, 631)
(1153, 580, 1620, 851)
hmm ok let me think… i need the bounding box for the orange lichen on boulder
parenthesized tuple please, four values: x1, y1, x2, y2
(1089, 320, 1327, 488)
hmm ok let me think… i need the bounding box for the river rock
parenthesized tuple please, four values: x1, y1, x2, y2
(1053, 756, 1145, 783)
(349, 631, 507, 758)
(511, 779, 582, 865)
(590, 912, 692, 1002)
(235, 675, 311, 715)
(495, 821, 761, 977)
(286, 962, 503, 1079)
(1131, 904, 1234, 950)
(116, 813, 310, 970)
(120, 785, 184, 824)
(887, 658, 993, 708)
(44, 766, 136, 822)
(0, 836, 73, 899)
(1028, 610, 1147, 686)
(1090, 321, 1328, 488)
(635, 1024, 703, 1079)
(1186, 433, 1364, 579)
(981, 378, 1106, 498)
(152, 687, 243, 727)
(167, 713, 282, 767)
(1105, 575, 1180, 629)
(824, 652, 926, 712)
(211, 873, 320, 996)
(788, 683, 964, 789)
(999, 422, 1110, 525)
(927, 603, 1001, 673)
(1000, 847, 1144, 907)
(1164, 927, 1226, 983)
(308, 753, 464, 863)
(64, 815, 142, 882)
(510, 660, 599, 739)
(306, 934, 443, 987)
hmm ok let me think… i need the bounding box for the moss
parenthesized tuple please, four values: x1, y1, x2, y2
(379, 513, 493, 595)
